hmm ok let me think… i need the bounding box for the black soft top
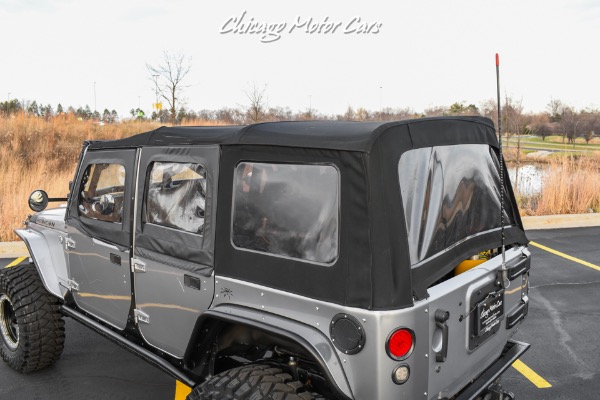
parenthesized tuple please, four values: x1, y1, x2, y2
(83, 116, 525, 310)
(87, 116, 496, 152)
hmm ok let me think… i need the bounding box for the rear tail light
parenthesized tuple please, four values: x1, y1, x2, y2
(386, 328, 415, 360)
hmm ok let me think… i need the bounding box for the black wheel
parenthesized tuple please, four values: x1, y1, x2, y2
(187, 364, 328, 400)
(0, 263, 65, 373)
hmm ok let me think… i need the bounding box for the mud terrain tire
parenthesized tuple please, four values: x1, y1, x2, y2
(0, 263, 65, 373)
(188, 364, 328, 400)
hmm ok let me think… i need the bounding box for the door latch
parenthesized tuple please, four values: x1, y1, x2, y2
(134, 309, 150, 324)
(67, 279, 79, 292)
(132, 258, 146, 273)
(65, 238, 76, 250)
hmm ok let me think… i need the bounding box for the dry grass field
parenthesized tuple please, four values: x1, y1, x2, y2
(0, 114, 221, 241)
(517, 153, 600, 216)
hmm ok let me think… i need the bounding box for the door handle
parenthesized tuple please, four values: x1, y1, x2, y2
(435, 309, 450, 362)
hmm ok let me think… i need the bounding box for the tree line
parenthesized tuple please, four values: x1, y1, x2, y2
(5, 51, 597, 144)
(0, 99, 120, 124)
(2, 95, 598, 144)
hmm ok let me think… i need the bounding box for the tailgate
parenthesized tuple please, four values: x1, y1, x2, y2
(425, 246, 530, 399)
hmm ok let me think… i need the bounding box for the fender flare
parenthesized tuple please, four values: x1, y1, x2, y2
(194, 304, 354, 400)
(14, 229, 65, 299)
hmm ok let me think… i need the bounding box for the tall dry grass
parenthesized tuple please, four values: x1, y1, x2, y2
(518, 153, 600, 215)
(0, 113, 226, 241)
(0, 113, 161, 241)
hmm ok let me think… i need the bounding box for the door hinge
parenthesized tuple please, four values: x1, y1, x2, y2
(134, 309, 150, 324)
(132, 258, 146, 273)
(65, 237, 76, 250)
(67, 279, 79, 292)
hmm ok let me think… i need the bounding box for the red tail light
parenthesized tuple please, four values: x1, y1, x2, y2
(386, 328, 415, 360)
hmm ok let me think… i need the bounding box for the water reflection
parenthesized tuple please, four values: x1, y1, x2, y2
(508, 164, 545, 196)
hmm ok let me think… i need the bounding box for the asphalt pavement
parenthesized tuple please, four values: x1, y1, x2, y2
(1, 226, 599, 399)
(503, 226, 600, 399)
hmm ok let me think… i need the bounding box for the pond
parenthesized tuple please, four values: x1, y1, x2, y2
(508, 164, 545, 197)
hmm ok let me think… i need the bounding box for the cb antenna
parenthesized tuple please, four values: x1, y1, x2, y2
(496, 53, 508, 286)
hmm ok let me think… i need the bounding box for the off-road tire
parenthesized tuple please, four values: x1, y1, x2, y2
(0, 263, 65, 373)
(188, 364, 328, 400)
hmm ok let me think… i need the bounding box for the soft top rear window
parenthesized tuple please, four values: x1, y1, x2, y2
(232, 162, 339, 264)
(399, 144, 517, 265)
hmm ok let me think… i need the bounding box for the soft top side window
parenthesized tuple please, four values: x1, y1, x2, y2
(144, 161, 207, 234)
(232, 162, 340, 264)
(78, 163, 126, 223)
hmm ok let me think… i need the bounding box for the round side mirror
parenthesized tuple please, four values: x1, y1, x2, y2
(28, 190, 49, 212)
(98, 194, 115, 215)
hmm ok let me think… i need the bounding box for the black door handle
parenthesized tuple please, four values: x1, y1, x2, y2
(110, 253, 121, 265)
(435, 309, 450, 362)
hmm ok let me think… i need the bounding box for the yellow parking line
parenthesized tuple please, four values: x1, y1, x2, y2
(512, 359, 552, 388)
(530, 241, 600, 272)
(5, 257, 27, 269)
(174, 380, 192, 400)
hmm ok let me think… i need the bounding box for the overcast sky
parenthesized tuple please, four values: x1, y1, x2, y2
(1, 0, 598, 118)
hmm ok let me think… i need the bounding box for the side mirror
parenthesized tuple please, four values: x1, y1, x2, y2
(98, 194, 115, 215)
(29, 190, 49, 212)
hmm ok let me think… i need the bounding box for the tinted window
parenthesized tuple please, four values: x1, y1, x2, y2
(145, 162, 206, 234)
(78, 163, 126, 223)
(232, 162, 339, 264)
(399, 144, 517, 265)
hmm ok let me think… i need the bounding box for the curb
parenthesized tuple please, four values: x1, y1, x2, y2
(0, 241, 29, 258)
(1, 213, 598, 258)
(521, 213, 600, 231)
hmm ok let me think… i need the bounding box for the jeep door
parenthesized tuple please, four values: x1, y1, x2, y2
(132, 146, 218, 358)
(65, 149, 136, 330)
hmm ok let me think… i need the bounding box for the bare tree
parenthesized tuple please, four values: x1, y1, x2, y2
(147, 51, 192, 125)
(546, 98, 564, 122)
(503, 96, 526, 189)
(528, 113, 553, 141)
(579, 110, 600, 144)
(244, 83, 268, 123)
(423, 105, 447, 117)
(559, 107, 579, 144)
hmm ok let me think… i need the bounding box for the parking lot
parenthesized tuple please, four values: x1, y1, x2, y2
(1, 226, 599, 399)
(504, 226, 600, 399)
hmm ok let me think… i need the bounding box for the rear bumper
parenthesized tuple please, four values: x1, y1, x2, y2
(453, 340, 530, 400)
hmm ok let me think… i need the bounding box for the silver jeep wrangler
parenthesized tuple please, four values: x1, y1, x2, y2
(1, 117, 530, 399)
